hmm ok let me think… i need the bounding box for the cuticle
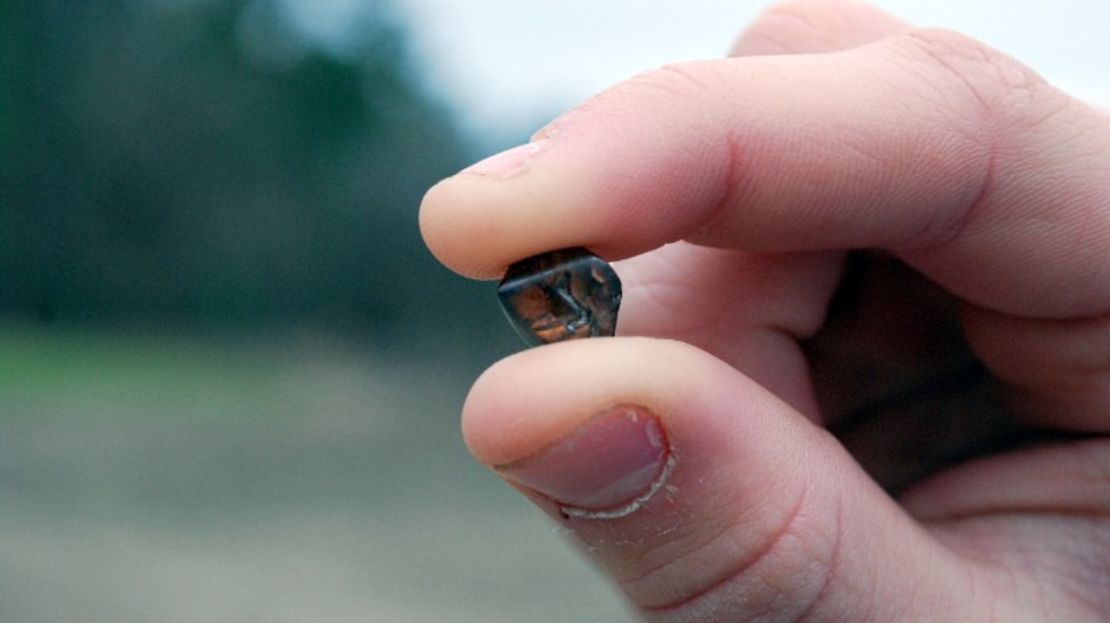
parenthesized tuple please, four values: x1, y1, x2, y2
(560, 453, 676, 521)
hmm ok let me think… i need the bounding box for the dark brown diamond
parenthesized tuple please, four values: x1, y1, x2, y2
(497, 247, 622, 346)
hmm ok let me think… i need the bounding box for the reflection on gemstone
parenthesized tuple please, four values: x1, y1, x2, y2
(497, 248, 622, 346)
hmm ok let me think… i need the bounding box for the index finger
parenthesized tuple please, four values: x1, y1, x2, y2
(420, 29, 1110, 319)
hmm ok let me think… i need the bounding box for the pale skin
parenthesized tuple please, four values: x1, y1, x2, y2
(420, 1, 1110, 621)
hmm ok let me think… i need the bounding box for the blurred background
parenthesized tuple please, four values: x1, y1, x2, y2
(1, 0, 1106, 621)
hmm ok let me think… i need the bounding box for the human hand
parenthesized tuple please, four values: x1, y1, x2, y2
(420, 1, 1110, 620)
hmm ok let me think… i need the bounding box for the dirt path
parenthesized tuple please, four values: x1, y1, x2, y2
(0, 330, 630, 622)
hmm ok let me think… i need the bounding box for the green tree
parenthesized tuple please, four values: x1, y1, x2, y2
(1, 0, 498, 349)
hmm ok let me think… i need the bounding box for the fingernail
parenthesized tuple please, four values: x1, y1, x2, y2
(497, 406, 671, 515)
(459, 140, 547, 178)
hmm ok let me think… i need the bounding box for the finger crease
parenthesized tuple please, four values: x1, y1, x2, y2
(640, 485, 810, 613)
(896, 33, 1003, 251)
(699, 128, 746, 236)
(795, 490, 845, 623)
(926, 136, 998, 250)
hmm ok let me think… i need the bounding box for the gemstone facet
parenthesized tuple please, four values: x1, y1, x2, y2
(497, 247, 622, 346)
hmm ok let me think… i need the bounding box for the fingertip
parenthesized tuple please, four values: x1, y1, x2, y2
(461, 338, 686, 467)
(418, 177, 504, 279)
(419, 163, 610, 280)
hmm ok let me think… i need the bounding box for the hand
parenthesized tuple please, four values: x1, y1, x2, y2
(420, 1, 1110, 620)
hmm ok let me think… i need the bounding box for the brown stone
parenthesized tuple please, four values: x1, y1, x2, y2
(497, 248, 622, 345)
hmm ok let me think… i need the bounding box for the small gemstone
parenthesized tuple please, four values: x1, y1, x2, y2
(497, 247, 622, 346)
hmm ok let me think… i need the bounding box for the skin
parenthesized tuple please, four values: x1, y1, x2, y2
(420, 1, 1110, 621)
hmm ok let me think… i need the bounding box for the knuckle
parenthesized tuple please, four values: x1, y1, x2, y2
(763, 0, 830, 15)
(749, 0, 830, 44)
(737, 0, 904, 55)
(758, 0, 865, 27)
(759, 0, 858, 35)
(896, 27, 1053, 125)
(631, 485, 845, 621)
(739, 0, 855, 55)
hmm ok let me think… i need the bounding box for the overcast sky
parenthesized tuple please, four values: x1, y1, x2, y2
(385, 0, 1110, 142)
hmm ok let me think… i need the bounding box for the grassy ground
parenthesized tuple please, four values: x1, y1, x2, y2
(0, 324, 632, 622)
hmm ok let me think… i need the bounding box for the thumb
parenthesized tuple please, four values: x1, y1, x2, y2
(462, 338, 998, 621)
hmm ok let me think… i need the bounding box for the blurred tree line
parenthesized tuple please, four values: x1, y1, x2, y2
(1, 0, 505, 350)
